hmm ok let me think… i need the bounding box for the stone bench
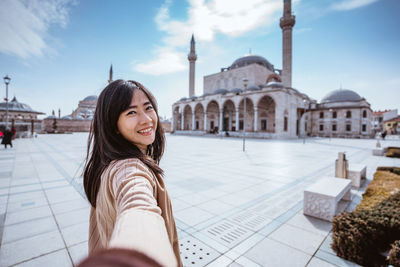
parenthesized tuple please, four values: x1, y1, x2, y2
(348, 163, 367, 188)
(303, 177, 352, 221)
(372, 147, 386, 156)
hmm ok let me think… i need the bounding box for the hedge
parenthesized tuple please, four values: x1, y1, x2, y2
(386, 147, 400, 158)
(388, 240, 400, 267)
(331, 192, 400, 266)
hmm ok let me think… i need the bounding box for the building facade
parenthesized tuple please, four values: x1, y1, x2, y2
(171, 0, 373, 139)
(0, 97, 44, 137)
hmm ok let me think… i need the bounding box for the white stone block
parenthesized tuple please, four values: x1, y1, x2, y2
(372, 148, 385, 156)
(348, 163, 367, 188)
(303, 177, 352, 222)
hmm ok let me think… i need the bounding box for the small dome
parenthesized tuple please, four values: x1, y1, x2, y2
(179, 97, 187, 101)
(213, 89, 229, 95)
(230, 88, 242, 94)
(202, 93, 211, 97)
(61, 115, 72, 120)
(230, 54, 274, 71)
(45, 115, 57, 119)
(247, 85, 260, 91)
(321, 89, 362, 103)
(266, 81, 284, 87)
(0, 96, 43, 114)
(189, 96, 197, 100)
(83, 95, 98, 101)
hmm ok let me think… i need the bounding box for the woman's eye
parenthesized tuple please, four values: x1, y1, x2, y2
(127, 110, 136, 115)
(146, 106, 154, 111)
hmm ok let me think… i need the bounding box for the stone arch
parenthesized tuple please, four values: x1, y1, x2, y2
(194, 103, 204, 131)
(238, 97, 254, 132)
(183, 105, 192, 130)
(206, 100, 220, 132)
(257, 95, 276, 133)
(222, 99, 235, 131)
(266, 73, 282, 83)
(173, 106, 181, 130)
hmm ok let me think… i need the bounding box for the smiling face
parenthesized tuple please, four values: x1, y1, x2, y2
(117, 89, 158, 153)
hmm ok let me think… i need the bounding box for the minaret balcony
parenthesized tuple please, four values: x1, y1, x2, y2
(280, 15, 295, 29)
(188, 53, 197, 61)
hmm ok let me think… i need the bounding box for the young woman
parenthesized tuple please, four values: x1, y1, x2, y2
(83, 80, 182, 267)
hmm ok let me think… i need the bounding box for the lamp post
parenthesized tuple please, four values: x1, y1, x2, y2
(329, 108, 333, 141)
(242, 78, 248, 152)
(3, 75, 11, 129)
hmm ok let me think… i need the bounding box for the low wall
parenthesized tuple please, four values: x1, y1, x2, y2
(42, 118, 91, 132)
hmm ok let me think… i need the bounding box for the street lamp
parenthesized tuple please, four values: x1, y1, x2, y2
(242, 78, 248, 152)
(329, 108, 333, 141)
(3, 75, 11, 129)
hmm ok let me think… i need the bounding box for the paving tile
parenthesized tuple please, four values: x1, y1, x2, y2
(315, 250, 362, 267)
(196, 199, 234, 215)
(269, 223, 326, 255)
(307, 257, 337, 267)
(206, 255, 233, 267)
(61, 221, 89, 247)
(14, 249, 72, 267)
(2, 216, 58, 244)
(175, 206, 214, 226)
(68, 241, 88, 266)
(5, 205, 52, 225)
(286, 211, 332, 236)
(0, 230, 65, 266)
(51, 197, 89, 215)
(227, 262, 244, 267)
(45, 187, 82, 204)
(245, 237, 311, 267)
(54, 207, 90, 229)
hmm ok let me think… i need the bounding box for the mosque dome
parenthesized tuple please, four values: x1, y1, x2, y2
(0, 97, 43, 114)
(83, 95, 98, 101)
(265, 81, 284, 88)
(213, 89, 229, 95)
(246, 85, 261, 91)
(321, 89, 362, 104)
(230, 54, 274, 71)
(230, 88, 242, 94)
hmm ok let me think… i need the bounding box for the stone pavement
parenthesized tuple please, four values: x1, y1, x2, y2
(0, 133, 399, 267)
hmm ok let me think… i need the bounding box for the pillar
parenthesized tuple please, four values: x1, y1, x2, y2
(204, 112, 207, 132)
(181, 112, 184, 131)
(192, 111, 195, 131)
(235, 108, 239, 131)
(254, 107, 258, 132)
(219, 109, 223, 132)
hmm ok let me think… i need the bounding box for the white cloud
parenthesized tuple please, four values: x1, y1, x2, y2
(133, 47, 187, 75)
(331, 0, 378, 11)
(0, 0, 77, 58)
(134, 0, 282, 75)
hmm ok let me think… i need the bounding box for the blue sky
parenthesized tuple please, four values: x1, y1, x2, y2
(0, 0, 399, 119)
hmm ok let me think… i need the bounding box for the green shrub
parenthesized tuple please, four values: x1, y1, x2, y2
(386, 147, 400, 158)
(388, 240, 400, 267)
(331, 192, 400, 266)
(377, 166, 400, 176)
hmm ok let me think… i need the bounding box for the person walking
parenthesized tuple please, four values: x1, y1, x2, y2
(1, 129, 13, 148)
(83, 80, 182, 267)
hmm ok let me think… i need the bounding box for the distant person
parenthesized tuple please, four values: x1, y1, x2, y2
(1, 129, 13, 148)
(381, 130, 387, 140)
(83, 80, 181, 267)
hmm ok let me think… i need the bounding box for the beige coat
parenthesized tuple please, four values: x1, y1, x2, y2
(88, 158, 182, 267)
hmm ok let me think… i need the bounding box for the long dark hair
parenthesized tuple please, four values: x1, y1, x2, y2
(83, 80, 165, 208)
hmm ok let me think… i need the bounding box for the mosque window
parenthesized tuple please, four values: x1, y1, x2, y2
(333, 111, 337, 119)
(319, 124, 324, 131)
(320, 112, 324, 119)
(362, 110, 367, 118)
(239, 120, 244, 130)
(196, 121, 199, 130)
(210, 121, 215, 130)
(362, 124, 366, 132)
(346, 124, 351, 131)
(346, 111, 352, 118)
(332, 124, 337, 131)
(284, 117, 288, 131)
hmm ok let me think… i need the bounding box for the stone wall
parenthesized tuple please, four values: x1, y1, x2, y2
(42, 118, 91, 133)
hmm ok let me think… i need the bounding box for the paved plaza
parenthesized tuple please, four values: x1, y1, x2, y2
(0, 134, 399, 267)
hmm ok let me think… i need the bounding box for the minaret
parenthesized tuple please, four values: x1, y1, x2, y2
(108, 64, 113, 84)
(187, 34, 197, 97)
(280, 0, 295, 88)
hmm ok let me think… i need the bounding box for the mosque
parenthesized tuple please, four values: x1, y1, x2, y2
(171, 0, 373, 139)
